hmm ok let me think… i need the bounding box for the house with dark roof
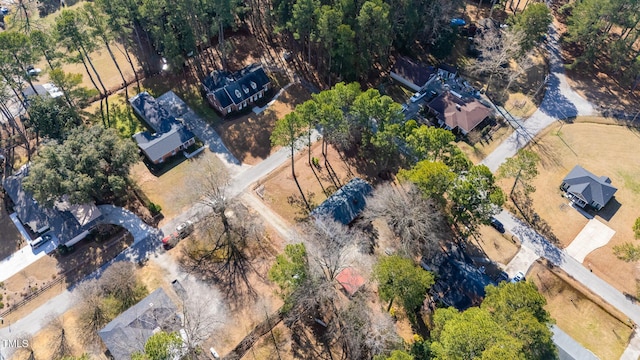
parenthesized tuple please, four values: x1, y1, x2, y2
(202, 63, 271, 115)
(427, 91, 492, 135)
(3, 164, 102, 247)
(310, 178, 373, 225)
(561, 165, 617, 210)
(99, 287, 183, 360)
(129, 91, 196, 164)
(390, 57, 437, 92)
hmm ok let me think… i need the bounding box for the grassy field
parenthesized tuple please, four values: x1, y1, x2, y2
(529, 262, 633, 360)
(521, 121, 640, 294)
(130, 151, 225, 223)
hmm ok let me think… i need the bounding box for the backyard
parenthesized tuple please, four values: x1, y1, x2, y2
(514, 120, 640, 294)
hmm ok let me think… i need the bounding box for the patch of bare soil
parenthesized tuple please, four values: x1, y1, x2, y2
(215, 84, 311, 165)
(260, 142, 366, 222)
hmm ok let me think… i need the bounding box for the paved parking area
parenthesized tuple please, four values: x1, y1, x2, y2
(565, 219, 615, 263)
(503, 245, 540, 278)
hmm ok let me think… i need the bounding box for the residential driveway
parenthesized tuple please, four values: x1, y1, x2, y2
(0, 244, 48, 282)
(97, 205, 160, 244)
(565, 219, 615, 263)
(155, 90, 245, 174)
(493, 210, 640, 326)
(481, 25, 596, 172)
(620, 330, 640, 360)
(503, 245, 539, 278)
(552, 325, 599, 360)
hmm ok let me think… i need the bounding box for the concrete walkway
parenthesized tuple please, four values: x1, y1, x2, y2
(481, 25, 595, 172)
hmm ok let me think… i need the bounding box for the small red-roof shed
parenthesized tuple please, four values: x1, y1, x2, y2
(336, 267, 365, 297)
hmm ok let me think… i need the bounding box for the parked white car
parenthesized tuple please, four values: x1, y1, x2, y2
(410, 91, 427, 103)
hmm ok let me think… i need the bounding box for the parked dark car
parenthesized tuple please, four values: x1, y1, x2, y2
(490, 217, 505, 233)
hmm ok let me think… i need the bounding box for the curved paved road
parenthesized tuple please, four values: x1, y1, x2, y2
(481, 25, 595, 172)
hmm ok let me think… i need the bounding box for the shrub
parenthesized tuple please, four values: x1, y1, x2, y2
(149, 202, 162, 215)
(633, 217, 640, 239)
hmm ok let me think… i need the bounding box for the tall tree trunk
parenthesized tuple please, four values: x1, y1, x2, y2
(14, 55, 39, 95)
(118, 37, 141, 92)
(79, 43, 110, 125)
(291, 146, 310, 210)
(102, 37, 129, 99)
(74, 46, 105, 124)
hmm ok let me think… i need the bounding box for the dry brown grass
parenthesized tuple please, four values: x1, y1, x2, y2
(521, 121, 640, 294)
(529, 261, 633, 360)
(474, 225, 521, 265)
(131, 151, 226, 223)
(215, 84, 311, 165)
(504, 92, 537, 118)
(458, 124, 515, 164)
(260, 142, 364, 222)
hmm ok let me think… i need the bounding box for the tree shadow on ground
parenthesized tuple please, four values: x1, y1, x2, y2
(54, 226, 133, 286)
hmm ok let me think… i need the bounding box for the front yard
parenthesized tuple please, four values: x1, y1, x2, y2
(516, 120, 640, 294)
(214, 83, 311, 165)
(529, 261, 633, 360)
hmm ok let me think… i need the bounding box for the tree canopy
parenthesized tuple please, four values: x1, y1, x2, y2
(373, 255, 434, 323)
(430, 281, 557, 360)
(131, 331, 183, 360)
(23, 125, 139, 206)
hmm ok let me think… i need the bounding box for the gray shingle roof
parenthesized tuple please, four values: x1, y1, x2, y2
(129, 91, 195, 163)
(202, 64, 270, 108)
(310, 178, 373, 225)
(3, 165, 101, 243)
(391, 57, 435, 88)
(99, 287, 181, 360)
(562, 165, 617, 208)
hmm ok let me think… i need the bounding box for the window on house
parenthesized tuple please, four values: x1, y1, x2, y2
(250, 81, 257, 90)
(235, 89, 242, 98)
(242, 85, 250, 94)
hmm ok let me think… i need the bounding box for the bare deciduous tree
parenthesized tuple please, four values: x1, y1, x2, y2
(331, 295, 402, 359)
(364, 183, 445, 259)
(305, 218, 359, 282)
(100, 261, 145, 310)
(178, 283, 225, 357)
(48, 316, 72, 360)
(76, 279, 108, 344)
(470, 27, 526, 94)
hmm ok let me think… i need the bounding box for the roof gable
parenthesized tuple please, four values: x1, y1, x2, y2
(428, 92, 491, 133)
(3, 165, 100, 242)
(202, 64, 270, 106)
(562, 165, 617, 207)
(99, 288, 181, 360)
(310, 178, 373, 225)
(390, 57, 435, 88)
(129, 91, 195, 162)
